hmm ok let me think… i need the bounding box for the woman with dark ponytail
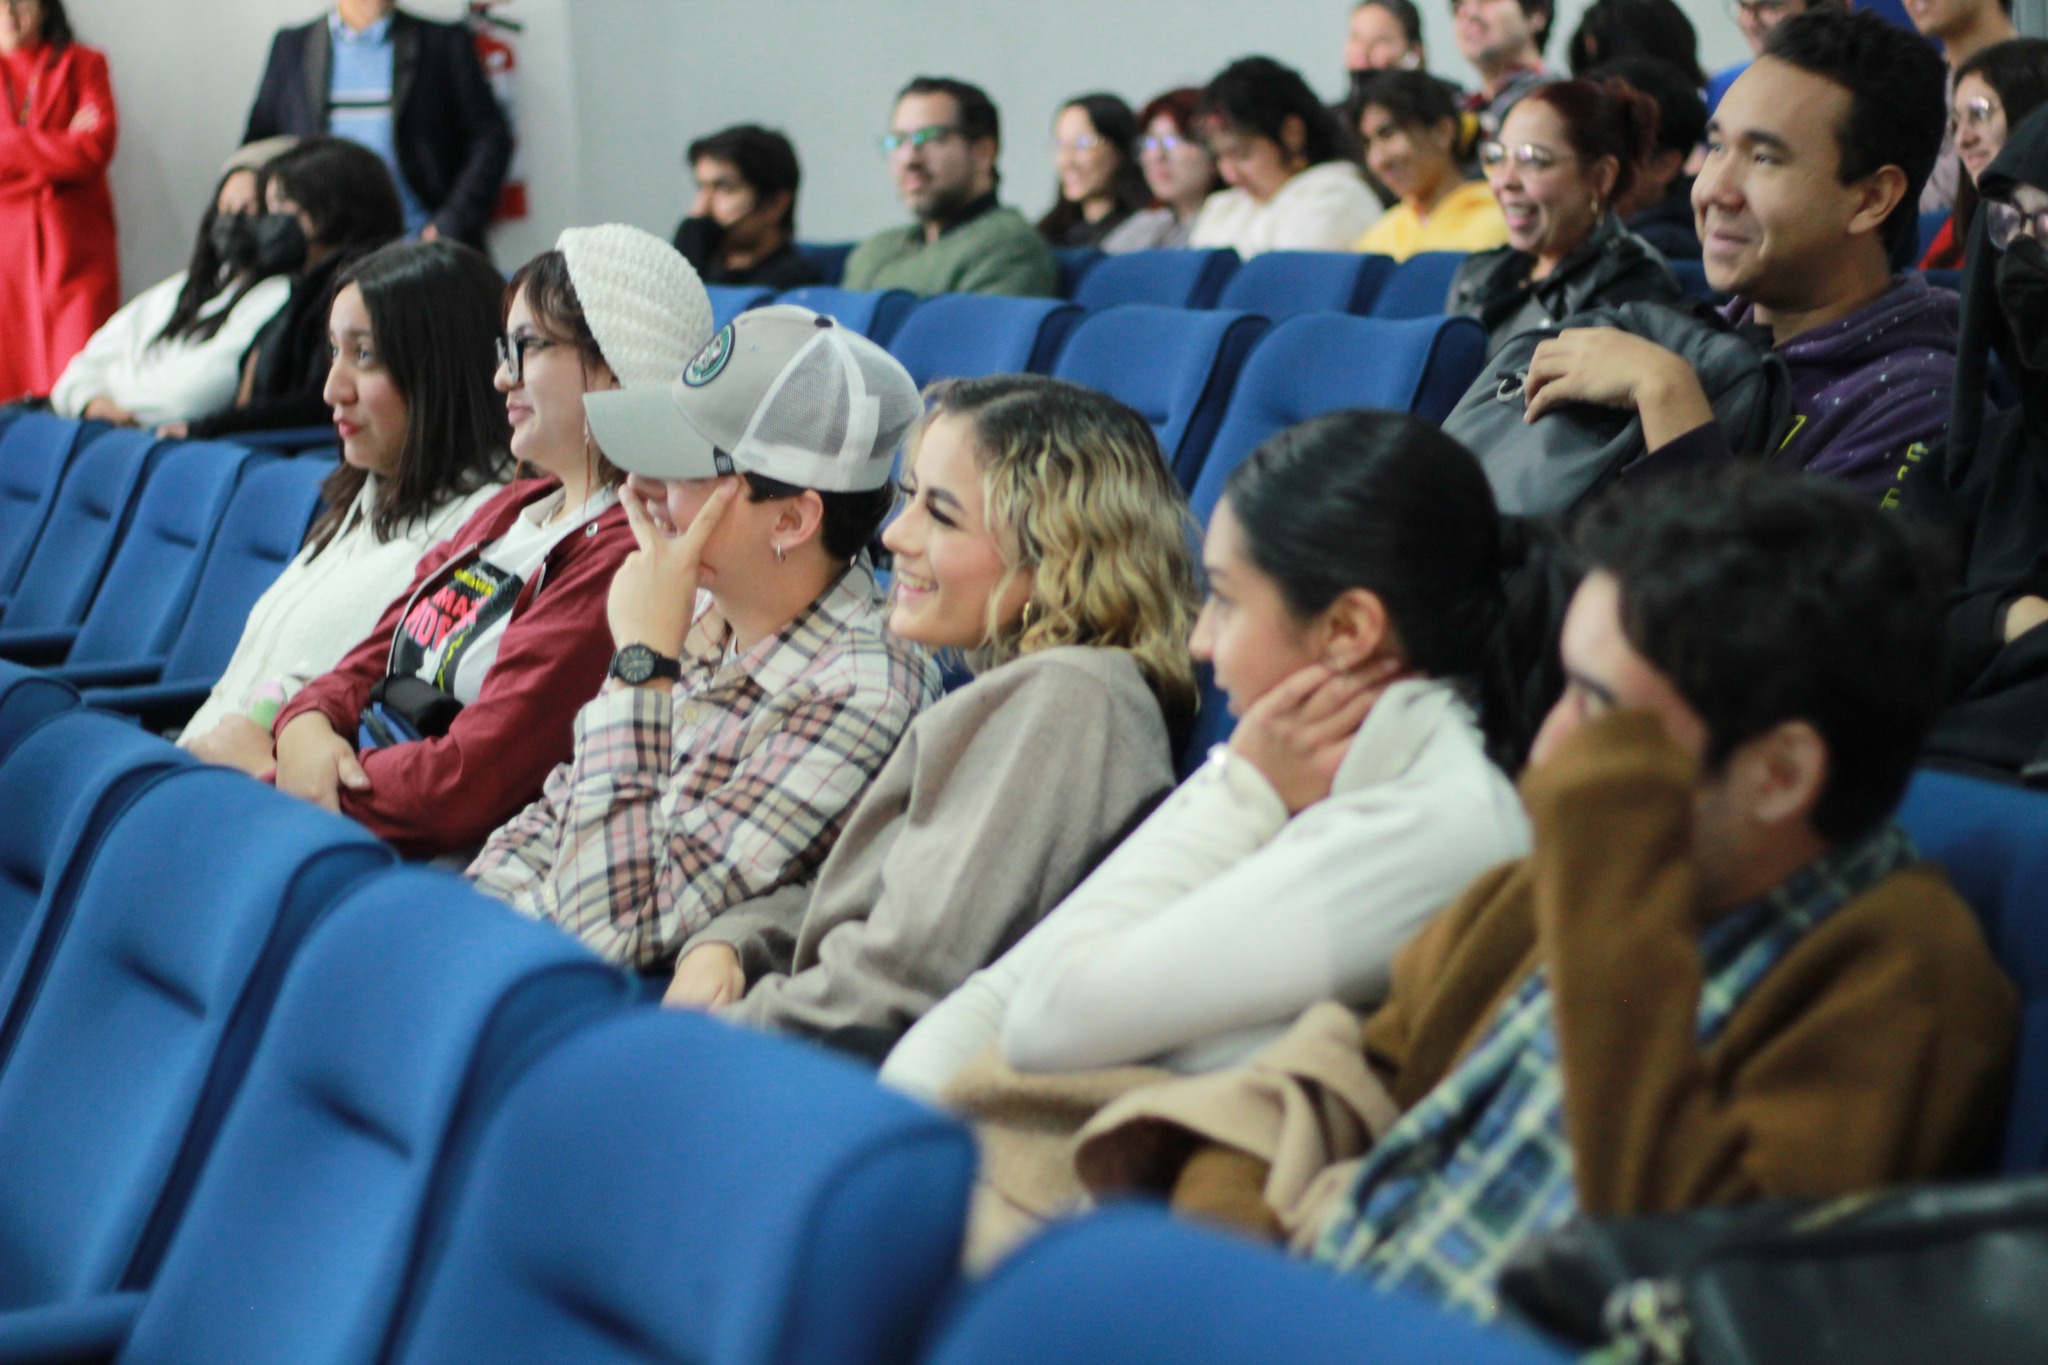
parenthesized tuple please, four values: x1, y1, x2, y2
(886, 409, 1541, 1107)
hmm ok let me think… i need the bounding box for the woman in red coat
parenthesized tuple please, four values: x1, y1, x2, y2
(0, 0, 118, 402)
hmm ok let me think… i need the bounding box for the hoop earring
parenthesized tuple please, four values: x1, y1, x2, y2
(1019, 598, 1040, 631)
(773, 542, 786, 563)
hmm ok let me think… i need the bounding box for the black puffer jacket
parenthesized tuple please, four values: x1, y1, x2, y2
(1447, 212, 1684, 356)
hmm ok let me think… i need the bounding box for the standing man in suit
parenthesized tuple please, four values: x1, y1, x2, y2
(243, 0, 510, 248)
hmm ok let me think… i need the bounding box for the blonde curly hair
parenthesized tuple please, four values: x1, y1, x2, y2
(909, 374, 1201, 730)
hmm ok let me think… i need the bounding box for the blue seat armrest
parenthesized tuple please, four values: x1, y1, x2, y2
(80, 678, 217, 730)
(229, 425, 338, 452)
(0, 1292, 142, 1365)
(49, 657, 166, 688)
(0, 627, 80, 664)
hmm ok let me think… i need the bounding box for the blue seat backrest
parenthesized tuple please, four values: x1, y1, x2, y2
(65, 442, 258, 668)
(706, 284, 776, 330)
(0, 711, 189, 1015)
(1072, 248, 1239, 310)
(0, 657, 77, 762)
(1189, 313, 1490, 524)
(776, 287, 919, 345)
(795, 241, 855, 286)
(1177, 667, 1233, 780)
(887, 295, 1082, 389)
(1052, 305, 1269, 490)
(1053, 246, 1103, 298)
(0, 414, 84, 596)
(1669, 259, 1724, 304)
(116, 870, 628, 1365)
(1897, 769, 2048, 1172)
(1, 428, 157, 631)
(1923, 268, 1963, 294)
(384, 1010, 974, 1365)
(1367, 252, 1467, 319)
(1215, 251, 1395, 320)
(158, 457, 333, 686)
(924, 1207, 1568, 1365)
(0, 768, 390, 1311)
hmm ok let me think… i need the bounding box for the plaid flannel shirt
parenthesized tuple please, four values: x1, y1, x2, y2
(468, 559, 939, 970)
(1310, 822, 1917, 1320)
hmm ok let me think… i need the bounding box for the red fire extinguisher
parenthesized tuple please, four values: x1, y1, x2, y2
(470, 1, 528, 222)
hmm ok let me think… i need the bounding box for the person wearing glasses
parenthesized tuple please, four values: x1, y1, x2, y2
(1187, 56, 1382, 258)
(1445, 78, 1681, 355)
(1036, 94, 1150, 249)
(842, 75, 1056, 298)
(269, 225, 702, 859)
(1895, 104, 2048, 779)
(1707, 0, 1836, 114)
(1922, 39, 2048, 267)
(1100, 88, 1221, 253)
(1350, 71, 1507, 261)
(0, 0, 118, 405)
(671, 123, 819, 291)
(1907, 0, 2020, 216)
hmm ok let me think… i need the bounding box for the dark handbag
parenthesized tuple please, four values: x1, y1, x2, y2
(1440, 300, 1795, 518)
(1497, 1175, 2048, 1364)
(357, 674, 465, 752)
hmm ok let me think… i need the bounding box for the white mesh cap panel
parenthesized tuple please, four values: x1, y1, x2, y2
(734, 324, 923, 492)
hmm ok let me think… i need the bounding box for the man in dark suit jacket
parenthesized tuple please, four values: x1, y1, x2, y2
(243, 1, 512, 248)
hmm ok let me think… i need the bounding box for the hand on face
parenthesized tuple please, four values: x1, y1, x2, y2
(1227, 658, 1405, 813)
(607, 476, 741, 661)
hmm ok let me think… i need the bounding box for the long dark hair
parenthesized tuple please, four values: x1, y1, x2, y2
(1220, 410, 1573, 771)
(1949, 39, 2048, 262)
(1038, 94, 1151, 242)
(1197, 56, 1348, 170)
(35, 0, 73, 48)
(304, 241, 513, 558)
(260, 136, 406, 259)
(154, 165, 280, 349)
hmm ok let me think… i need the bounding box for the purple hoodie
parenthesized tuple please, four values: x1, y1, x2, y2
(1720, 274, 1961, 496)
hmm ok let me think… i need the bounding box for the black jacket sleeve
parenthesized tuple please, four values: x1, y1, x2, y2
(410, 21, 512, 246)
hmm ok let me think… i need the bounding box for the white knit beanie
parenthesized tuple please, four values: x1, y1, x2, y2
(554, 225, 714, 389)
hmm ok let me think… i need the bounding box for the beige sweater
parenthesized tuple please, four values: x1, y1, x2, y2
(706, 647, 1176, 1048)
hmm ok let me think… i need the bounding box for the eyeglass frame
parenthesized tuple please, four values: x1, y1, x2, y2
(1138, 133, 1193, 156)
(1984, 197, 2048, 252)
(1051, 133, 1106, 155)
(1947, 95, 2003, 140)
(495, 331, 563, 386)
(878, 124, 966, 157)
(1479, 140, 1582, 174)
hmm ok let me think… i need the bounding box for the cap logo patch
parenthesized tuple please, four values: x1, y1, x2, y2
(684, 324, 735, 388)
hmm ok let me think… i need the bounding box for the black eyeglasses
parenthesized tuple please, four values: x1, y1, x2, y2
(1985, 198, 2048, 252)
(495, 332, 561, 385)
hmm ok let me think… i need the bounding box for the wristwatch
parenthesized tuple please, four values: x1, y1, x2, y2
(608, 643, 683, 686)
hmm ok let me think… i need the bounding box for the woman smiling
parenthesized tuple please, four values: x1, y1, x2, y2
(1350, 70, 1507, 261)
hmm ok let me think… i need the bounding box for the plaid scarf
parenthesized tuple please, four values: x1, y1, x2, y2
(1310, 822, 1917, 1320)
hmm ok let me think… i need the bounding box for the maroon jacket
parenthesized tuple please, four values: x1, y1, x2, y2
(275, 479, 633, 858)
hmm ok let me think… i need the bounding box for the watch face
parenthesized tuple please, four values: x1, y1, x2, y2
(613, 644, 655, 684)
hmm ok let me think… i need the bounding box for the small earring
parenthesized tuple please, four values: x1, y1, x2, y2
(773, 542, 786, 563)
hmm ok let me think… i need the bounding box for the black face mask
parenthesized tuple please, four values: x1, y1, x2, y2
(1997, 235, 2048, 377)
(247, 212, 310, 276)
(209, 213, 259, 272)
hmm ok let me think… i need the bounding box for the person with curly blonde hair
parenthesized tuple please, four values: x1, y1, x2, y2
(664, 374, 1199, 1058)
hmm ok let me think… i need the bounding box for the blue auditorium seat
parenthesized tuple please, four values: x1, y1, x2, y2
(0, 768, 390, 1324)
(85, 457, 334, 728)
(0, 414, 86, 599)
(13, 871, 633, 1365)
(1052, 306, 1268, 489)
(225, 426, 341, 454)
(1053, 246, 1103, 298)
(707, 284, 776, 329)
(776, 286, 919, 345)
(1072, 248, 1239, 310)
(1923, 268, 1963, 294)
(923, 1208, 1568, 1365)
(888, 295, 1082, 389)
(1177, 668, 1232, 780)
(1918, 210, 1950, 258)
(381, 1009, 974, 1365)
(796, 241, 856, 285)
(12, 441, 259, 681)
(1669, 259, 1723, 304)
(1188, 313, 1490, 524)
(1367, 251, 1466, 319)
(1215, 251, 1395, 320)
(0, 658, 75, 762)
(1897, 770, 2048, 1172)
(0, 427, 156, 634)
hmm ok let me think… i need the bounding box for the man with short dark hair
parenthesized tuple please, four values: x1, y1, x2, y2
(1450, 0, 1556, 133)
(672, 124, 820, 291)
(841, 76, 1057, 298)
(1516, 8, 1961, 497)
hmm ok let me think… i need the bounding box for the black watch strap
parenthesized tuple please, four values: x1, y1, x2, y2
(609, 643, 684, 685)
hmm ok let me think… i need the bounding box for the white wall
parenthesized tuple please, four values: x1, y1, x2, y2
(78, 0, 1763, 299)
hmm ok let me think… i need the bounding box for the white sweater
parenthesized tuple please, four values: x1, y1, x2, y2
(880, 678, 1530, 1101)
(178, 475, 505, 744)
(50, 272, 291, 425)
(1187, 160, 1384, 259)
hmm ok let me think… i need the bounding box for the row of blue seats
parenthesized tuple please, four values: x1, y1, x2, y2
(0, 413, 335, 729)
(0, 684, 1564, 1365)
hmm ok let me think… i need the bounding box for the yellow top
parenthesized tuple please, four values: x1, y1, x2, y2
(1352, 180, 1509, 262)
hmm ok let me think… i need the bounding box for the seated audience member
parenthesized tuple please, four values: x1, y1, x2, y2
(1908, 0, 2019, 215)
(1922, 38, 2048, 268)
(666, 377, 1199, 1054)
(1448, 78, 1682, 355)
(271, 226, 706, 858)
(1896, 105, 2048, 777)
(1518, 11, 1955, 496)
(1101, 89, 1222, 253)
(842, 76, 1057, 298)
(243, 0, 511, 246)
(1346, 0, 1429, 77)
(1593, 56, 1708, 260)
(1451, 0, 1558, 135)
(180, 240, 510, 763)
(1037, 94, 1151, 249)
(1565, 0, 1704, 85)
(1351, 71, 1509, 260)
(1708, 0, 1832, 113)
(1189, 56, 1384, 256)
(51, 143, 295, 427)
(1083, 467, 2015, 1319)
(671, 124, 820, 290)
(171, 136, 404, 440)
(470, 305, 938, 967)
